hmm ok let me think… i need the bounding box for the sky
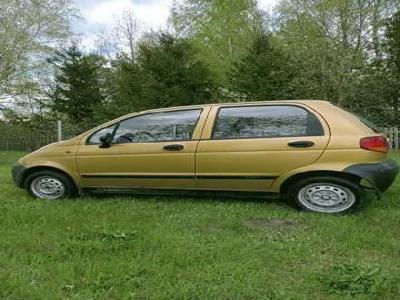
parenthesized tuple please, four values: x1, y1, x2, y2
(73, 0, 278, 49)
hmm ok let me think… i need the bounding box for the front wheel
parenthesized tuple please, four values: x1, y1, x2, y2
(25, 170, 77, 200)
(288, 176, 364, 214)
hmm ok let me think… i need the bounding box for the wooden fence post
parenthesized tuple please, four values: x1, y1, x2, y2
(57, 120, 63, 142)
(385, 128, 389, 150)
(385, 127, 393, 150)
(394, 127, 399, 151)
(385, 127, 400, 151)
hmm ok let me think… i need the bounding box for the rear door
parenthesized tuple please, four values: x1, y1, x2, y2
(195, 104, 330, 191)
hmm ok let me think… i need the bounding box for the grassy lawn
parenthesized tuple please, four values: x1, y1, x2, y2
(1, 151, 400, 299)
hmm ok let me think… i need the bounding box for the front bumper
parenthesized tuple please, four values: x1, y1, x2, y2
(11, 164, 27, 188)
(344, 159, 399, 193)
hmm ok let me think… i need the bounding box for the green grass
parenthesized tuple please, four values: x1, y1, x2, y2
(1, 152, 400, 299)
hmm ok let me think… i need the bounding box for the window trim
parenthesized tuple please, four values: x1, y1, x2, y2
(86, 108, 204, 145)
(210, 104, 325, 141)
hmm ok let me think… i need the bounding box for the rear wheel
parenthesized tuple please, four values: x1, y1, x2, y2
(288, 176, 364, 214)
(25, 170, 77, 200)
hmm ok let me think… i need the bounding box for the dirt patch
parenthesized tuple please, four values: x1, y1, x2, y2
(244, 218, 298, 231)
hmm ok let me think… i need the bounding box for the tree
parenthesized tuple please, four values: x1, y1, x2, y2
(229, 34, 296, 100)
(170, 0, 263, 85)
(48, 46, 107, 129)
(275, 0, 398, 105)
(108, 55, 155, 116)
(386, 10, 400, 123)
(139, 34, 216, 107)
(0, 0, 75, 95)
(344, 63, 393, 126)
(95, 9, 142, 61)
(117, 9, 142, 61)
(111, 34, 216, 113)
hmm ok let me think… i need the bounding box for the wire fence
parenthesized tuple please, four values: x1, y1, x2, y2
(0, 120, 83, 151)
(0, 121, 399, 152)
(0, 132, 56, 151)
(0, 126, 56, 152)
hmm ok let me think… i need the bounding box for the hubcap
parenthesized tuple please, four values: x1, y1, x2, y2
(298, 183, 356, 213)
(30, 176, 65, 200)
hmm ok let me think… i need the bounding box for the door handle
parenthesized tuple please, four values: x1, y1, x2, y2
(163, 144, 184, 151)
(288, 141, 315, 148)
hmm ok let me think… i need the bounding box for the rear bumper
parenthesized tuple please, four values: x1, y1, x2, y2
(11, 164, 27, 188)
(343, 159, 399, 192)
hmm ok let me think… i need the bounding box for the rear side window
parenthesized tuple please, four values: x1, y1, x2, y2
(212, 105, 324, 140)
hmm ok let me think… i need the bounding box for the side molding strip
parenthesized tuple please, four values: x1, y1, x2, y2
(81, 174, 278, 180)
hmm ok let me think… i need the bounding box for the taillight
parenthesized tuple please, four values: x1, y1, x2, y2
(360, 136, 389, 153)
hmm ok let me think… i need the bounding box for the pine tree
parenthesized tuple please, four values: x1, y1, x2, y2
(48, 46, 107, 129)
(229, 34, 296, 101)
(112, 34, 216, 112)
(139, 34, 215, 107)
(109, 54, 155, 115)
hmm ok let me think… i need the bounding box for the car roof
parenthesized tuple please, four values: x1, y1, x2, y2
(142, 100, 331, 113)
(210, 99, 330, 106)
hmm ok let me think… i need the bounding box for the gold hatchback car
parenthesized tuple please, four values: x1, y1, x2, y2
(12, 100, 399, 214)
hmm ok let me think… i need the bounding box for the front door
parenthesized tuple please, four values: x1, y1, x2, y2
(195, 104, 330, 191)
(77, 108, 209, 190)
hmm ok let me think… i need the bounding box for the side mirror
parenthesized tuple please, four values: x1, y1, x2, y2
(99, 133, 113, 148)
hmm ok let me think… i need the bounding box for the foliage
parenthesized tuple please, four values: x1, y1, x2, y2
(2, 1, 400, 129)
(0, 0, 75, 94)
(47, 46, 108, 129)
(110, 34, 216, 116)
(387, 11, 400, 70)
(108, 55, 152, 115)
(274, 0, 367, 103)
(343, 10, 400, 127)
(170, 0, 263, 85)
(228, 34, 296, 101)
(138, 34, 216, 107)
(386, 11, 400, 123)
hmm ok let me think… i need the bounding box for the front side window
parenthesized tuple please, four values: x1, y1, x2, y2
(212, 105, 324, 140)
(88, 125, 117, 144)
(88, 109, 201, 144)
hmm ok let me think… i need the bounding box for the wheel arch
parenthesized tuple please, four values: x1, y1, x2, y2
(21, 166, 78, 191)
(280, 170, 363, 195)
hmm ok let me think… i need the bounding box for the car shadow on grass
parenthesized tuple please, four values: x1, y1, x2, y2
(82, 190, 291, 207)
(74, 188, 382, 215)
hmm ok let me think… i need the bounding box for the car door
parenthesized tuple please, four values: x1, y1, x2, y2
(77, 107, 210, 190)
(195, 104, 330, 191)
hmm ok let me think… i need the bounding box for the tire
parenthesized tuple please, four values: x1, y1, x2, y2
(25, 170, 77, 200)
(287, 176, 364, 214)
